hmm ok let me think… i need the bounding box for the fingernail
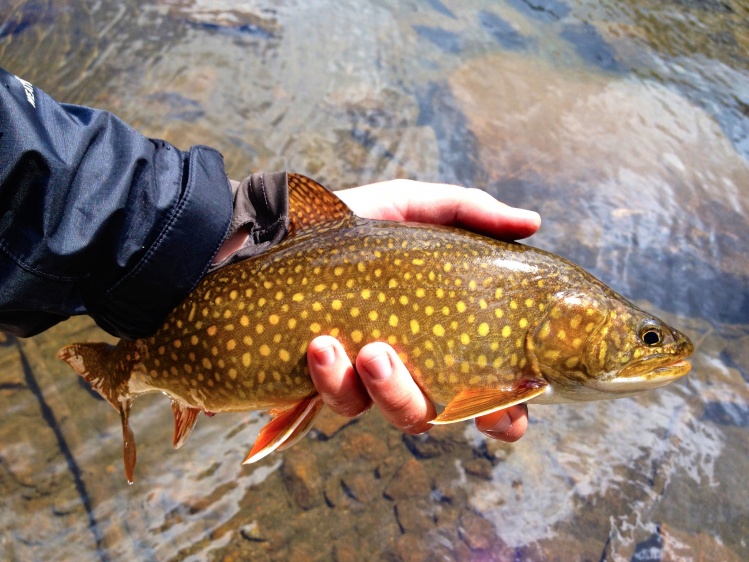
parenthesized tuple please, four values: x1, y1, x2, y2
(313, 345, 336, 367)
(361, 352, 393, 380)
(485, 413, 511, 436)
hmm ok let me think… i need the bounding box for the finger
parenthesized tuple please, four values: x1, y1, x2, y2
(336, 181, 540, 240)
(355, 342, 436, 434)
(307, 336, 371, 417)
(474, 404, 528, 443)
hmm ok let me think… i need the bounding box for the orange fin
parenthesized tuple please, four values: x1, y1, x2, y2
(120, 399, 137, 485)
(431, 381, 548, 424)
(57, 343, 126, 412)
(171, 401, 201, 449)
(276, 398, 324, 452)
(286, 173, 356, 237)
(243, 395, 323, 464)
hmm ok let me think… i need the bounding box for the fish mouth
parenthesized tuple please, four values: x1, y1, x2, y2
(591, 357, 692, 394)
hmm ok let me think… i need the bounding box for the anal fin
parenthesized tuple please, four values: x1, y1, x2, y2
(243, 395, 323, 464)
(431, 381, 548, 424)
(171, 400, 201, 449)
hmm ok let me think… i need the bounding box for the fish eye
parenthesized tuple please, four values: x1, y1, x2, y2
(638, 320, 663, 347)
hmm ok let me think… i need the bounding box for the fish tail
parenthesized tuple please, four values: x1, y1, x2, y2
(57, 342, 138, 484)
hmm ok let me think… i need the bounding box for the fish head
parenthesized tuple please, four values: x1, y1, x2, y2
(530, 290, 694, 402)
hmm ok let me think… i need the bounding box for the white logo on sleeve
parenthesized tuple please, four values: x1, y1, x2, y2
(14, 75, 36, 108)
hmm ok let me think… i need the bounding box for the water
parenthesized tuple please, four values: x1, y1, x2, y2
(0, 0, 747, 560)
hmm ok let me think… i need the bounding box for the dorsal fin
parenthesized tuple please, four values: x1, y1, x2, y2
(286, 173, 356, 237)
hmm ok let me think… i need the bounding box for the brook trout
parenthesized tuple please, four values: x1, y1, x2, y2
(58, 174, 693, 483)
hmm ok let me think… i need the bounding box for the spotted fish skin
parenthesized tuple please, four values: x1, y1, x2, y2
(58, 173, 694, 482)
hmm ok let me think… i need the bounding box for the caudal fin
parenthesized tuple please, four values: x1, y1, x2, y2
(57, 343, 137, 484)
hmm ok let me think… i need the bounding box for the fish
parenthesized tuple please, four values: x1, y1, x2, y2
(57, 173, 694, 483)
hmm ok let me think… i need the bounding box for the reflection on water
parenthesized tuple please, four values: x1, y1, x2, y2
(1, 0, 747, 560)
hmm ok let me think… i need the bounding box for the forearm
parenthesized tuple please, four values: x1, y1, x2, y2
(0, 68, 234, 338)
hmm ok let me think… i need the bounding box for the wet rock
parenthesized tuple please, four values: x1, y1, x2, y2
(661, 523, 744, 562)
(390, 533, 433, 562)
(313, 408, 356, 439)
(332, 543, 359, 562)
(340, 426, 390, 462)
(280, 453, 322, 510)
(458, 511, 496, 551)
(394, 500, 436, 534)
(478, 11, 531, 50)
(464, 458, 493, 480)
(341, 472, 380, 504)
(412, 26, 462, 55)
(384, 459, 432, 501)
(239, 521, 266, 542)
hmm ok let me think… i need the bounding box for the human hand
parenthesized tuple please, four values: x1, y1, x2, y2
(307, 179, 541, 443)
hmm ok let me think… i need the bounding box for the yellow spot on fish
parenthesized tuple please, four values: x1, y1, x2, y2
(260, 344, 271, 357)
(525, 298, 534, 308)
(460, 333, 470, 345)
(400, 295, 409, 305)
(279, 349, 290, 362)
(410, 320, 420, 335)
(351, 330, 363, 343)
(519, 318, 528, 329)
(292, 293, 304, 302)
(369, 311, 379, 321)
(558, 330, 567, 341)
(501, 325, 512, 338)
(240, 315, 250, 327)
(425, 306, 434, 316)
(350, 307, 360, 318)
(433, 324, 445, 337)
(334, 266, 344, 276)
(269, 314, 280, 325)
(570, 315, 582, 329)
(202, 357, 212, 370)
(565, 357, 579, 369)
(310, 323, 321, 333)
(425, 359, 435, 369)
(256, 324, 264, 334)
(361, 289, 371, 299)
(332, 300, 342, 310)
(412, 258, 424, 266)
(478, 323, 490, 337)
(456, 301, 467, 313)
(312, 302, 323, 312)
(495, 309, 504, 319)
(226, 339, 236, 351)
(444, 263, 453, 272)
(389, 314, 399, 327)
(287, 318, 297, 329)
(444, 354, 455, 367)
(469, 375, 481, 384)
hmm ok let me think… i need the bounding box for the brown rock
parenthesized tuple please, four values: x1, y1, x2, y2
(280, 453, 322, 510)
(314, 407, 356, 439)
(391, 533, 432, 562)
(661, 523, 744, 562)
(384, 458, 432, 501)
(394, 500, 435, 534)
(341, 472, 380, 504)
(340, 430, 389, 462)
(464, 458, 493, 480)
(458, 511, 496, 551)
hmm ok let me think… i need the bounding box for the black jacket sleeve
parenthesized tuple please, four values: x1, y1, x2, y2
(0, 67, 234, 339)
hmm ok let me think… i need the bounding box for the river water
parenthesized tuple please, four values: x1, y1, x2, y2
(0, 0, 747, 560)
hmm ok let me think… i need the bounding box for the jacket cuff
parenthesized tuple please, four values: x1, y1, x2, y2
(95, 146, 233, 338)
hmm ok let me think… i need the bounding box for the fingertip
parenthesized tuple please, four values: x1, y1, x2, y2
(475, 404, 528, 443)
(307, 336, 370, 417)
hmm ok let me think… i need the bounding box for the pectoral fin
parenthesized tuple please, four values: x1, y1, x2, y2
(431, 381, 548, 424)
(171, 401, 201, 449)
(243, 395, 323, 464)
